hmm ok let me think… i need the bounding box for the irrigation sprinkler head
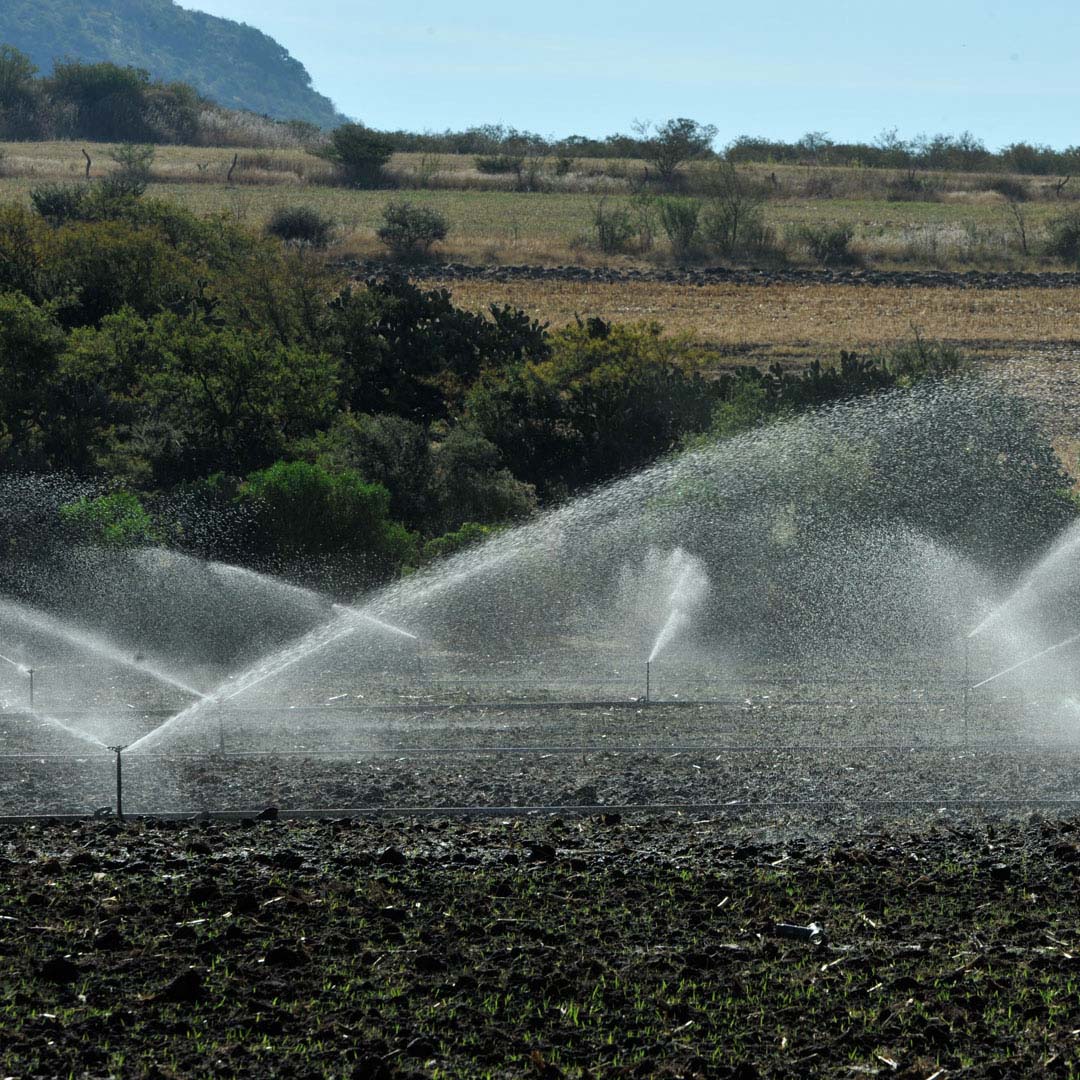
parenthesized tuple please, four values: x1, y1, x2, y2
(106, 745, 127, 821)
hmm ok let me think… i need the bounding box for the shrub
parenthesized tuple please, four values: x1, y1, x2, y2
(266, 205, 334, 248)
(236, 460, 416, 581)
(376, 201, 449, 259)
(885, 170, 939, 202)
(640, 118, 718, 185)
(318, 122, 394, 188)
(1046, 212, 1080, 266)
(986, 175, 1029, 202)
(475, 154, 523, 175)
(30, 183, 90, 224)
(99, 143, 155, 199)
(591, 199, 635, 253)
(59, 492, 158, 547)
(422, 521, 501, 563)
(657, 197, 701, 260)
(801, 223, 858, 266)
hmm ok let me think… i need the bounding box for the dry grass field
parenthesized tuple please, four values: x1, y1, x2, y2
(4, 138, 1080, 457)
(2, 140, 1078, 269)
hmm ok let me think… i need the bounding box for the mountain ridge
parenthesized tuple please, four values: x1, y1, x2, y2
(0, 0, 348, 129)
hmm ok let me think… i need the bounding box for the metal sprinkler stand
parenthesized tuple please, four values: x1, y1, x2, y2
(416, 637, 423, 680)
(106, 745, 127, 821)
(27, 667, 33, 711)
(645, 660, 651, 704)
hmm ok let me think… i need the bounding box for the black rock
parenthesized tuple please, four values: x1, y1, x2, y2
(258, 806, 279, 821)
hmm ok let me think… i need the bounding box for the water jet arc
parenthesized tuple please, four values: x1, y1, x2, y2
(969, 630, 1080, 690)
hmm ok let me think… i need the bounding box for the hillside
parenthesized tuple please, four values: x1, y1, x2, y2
(0, 0, 347, 128)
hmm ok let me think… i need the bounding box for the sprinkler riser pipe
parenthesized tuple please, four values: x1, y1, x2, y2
(645, 660, 650, 704)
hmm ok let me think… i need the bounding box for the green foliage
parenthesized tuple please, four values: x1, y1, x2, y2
(29, 183, 89, 224)
(265, 204, 335, 248)
(328, 276, 548, 420)
(696, 161, 776, 261)
(236, 460, 416, 580)
(421, 521, 501, 563)
(800, 223, 858, 266)
(474, 154, 524, 175)
(376, 201, 449, 259)
(1046, 212, 1080, 266)
(0, 290, 66, 466)
(466, 320, 718, 499)
(657, 197, 701, 260)
(0, 44, 44, 138)
(306, 413, 535, 535)
(101, 143, 155, 199)
(431, 427, 536, 532)
(319, 123, 394, 187)
(59, 490, 157, 546)
(641, 118, 718, 184)
(590, 199, 635, 254)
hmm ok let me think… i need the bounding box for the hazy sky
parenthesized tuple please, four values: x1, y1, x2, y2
(180, 0, 1079, 148)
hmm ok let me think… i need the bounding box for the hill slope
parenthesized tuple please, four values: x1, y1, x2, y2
(0, 0, 347, 128)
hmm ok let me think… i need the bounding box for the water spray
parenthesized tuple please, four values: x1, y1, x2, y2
(0, 652, 36, 709)
(969, 629, 1080, 691)
(106, 745, 127, 820)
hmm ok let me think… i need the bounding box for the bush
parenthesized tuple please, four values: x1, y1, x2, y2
(266, 205, 334, 248)
(30, 183, 90, 224)
(591, 199, 635, 253)
(640, 118, 718, 185)
(1046, 212, 1080, 266)
(422, 521, 501, 563)
(475, 154, 523, 175)
(318, 122, 394, 188)
(59, 492, 158, 547)
(98, 149, 153, 200)
(376, 201, 449, 259)
(801, 223, 858, 266)
(657, 197, 701, 260)
(236, 460, 416, 581)
(986, 176, 1029, 202)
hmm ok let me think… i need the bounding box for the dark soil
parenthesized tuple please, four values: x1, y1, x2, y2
(3, 812, 1080, 1077)
(347, 258, 1080, 291)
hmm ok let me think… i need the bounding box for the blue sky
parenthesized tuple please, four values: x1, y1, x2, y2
(180, 0, 1079, 149)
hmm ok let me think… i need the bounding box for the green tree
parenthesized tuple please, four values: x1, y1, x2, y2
(640, 118, 718, 185)
(59, 491, 157, 547)
(236, 460, 416, 586)
(319, 122, 394, 187)
(0, 290, 65, 466)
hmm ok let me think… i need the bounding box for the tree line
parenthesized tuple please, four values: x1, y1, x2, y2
(0, 178, 1071, 593)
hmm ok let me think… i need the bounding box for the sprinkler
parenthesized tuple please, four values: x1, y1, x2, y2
(645, 660, 651, 704)
(416, 637, 423, 680)
(27, 667, 33, 710)
(106, 745, 127, 820)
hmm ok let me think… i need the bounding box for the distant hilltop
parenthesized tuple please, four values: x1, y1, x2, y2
(0, 0, 348, 129)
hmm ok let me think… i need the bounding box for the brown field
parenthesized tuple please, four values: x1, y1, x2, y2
(429, 276, 1080, 473)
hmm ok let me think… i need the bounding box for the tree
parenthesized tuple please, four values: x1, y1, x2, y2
(0, 290, 65, 466)
(235, 460, 416, 587)
(639, 118, 718, 184)
(319, 122, 394, 187)
(48, 60, 152, 141)
(376, 201, 449, 259)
